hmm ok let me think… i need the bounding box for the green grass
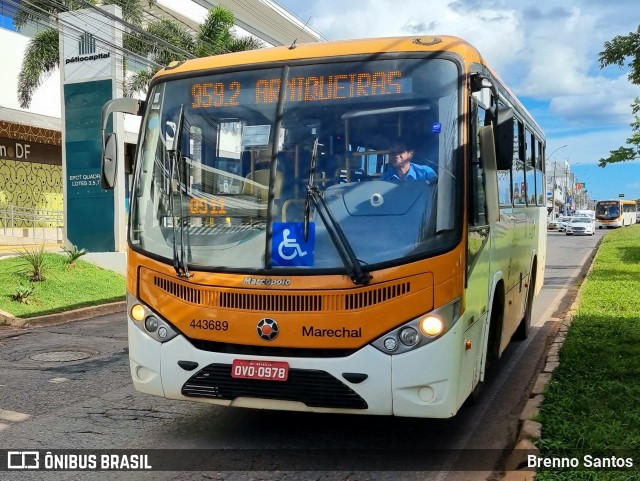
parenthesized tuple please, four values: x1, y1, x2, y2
(0, 252, 125, 318)
(535, 225, 640, 480)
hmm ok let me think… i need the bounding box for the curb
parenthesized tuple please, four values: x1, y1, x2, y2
(0, 301, 127, 329)
(501, 236, 604, 480)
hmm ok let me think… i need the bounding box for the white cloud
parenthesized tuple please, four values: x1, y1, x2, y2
(297, 1, 637, 102)
(282, 0, 640, 158)
(308, 0, 525, 74)
(547, 127, 632, 165)
(548, 76, 637, 127)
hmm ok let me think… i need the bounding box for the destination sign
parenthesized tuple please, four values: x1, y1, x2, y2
(191, 70, 409, 109)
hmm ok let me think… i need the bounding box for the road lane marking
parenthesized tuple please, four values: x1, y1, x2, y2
(0, 409, 30, 423)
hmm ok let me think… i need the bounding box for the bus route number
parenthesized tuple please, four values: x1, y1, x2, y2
(190, 319, 229, 331)
(192, 81, 240, 108)
(190, 198, 227, 215)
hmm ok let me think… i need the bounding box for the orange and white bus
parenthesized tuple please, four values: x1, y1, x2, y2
(101, 35, 546, 418)
(595, 199, 637, 228)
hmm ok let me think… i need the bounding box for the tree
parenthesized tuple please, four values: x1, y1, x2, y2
(598, 25, 640, 167)
(16, 0, 157, 108)
(125, 5, 263, 96)
(16, 1, 262, 107)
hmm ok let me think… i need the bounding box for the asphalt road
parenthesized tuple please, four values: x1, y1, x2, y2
(0, 227, 606, 481)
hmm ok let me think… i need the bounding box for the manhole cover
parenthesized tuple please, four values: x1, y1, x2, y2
(29, 351, 92, 362)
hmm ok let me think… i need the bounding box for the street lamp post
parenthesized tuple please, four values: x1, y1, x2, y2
(547, 144, 568, 220)
(548, 144, 568, 160)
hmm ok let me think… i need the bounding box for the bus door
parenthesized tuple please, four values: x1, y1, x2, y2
(462, 100, 493, 400)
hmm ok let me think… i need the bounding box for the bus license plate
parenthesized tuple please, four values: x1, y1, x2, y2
(231, 359, 289, 381)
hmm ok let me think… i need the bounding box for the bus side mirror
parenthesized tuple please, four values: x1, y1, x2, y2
(495, 106, 514, 170)
(101, 133, 118, 190)
(100, 97, 145, 190)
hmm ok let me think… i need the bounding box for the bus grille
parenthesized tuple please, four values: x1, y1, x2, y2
(154, 276, 201, 304)
(181, 363, 368, 410)
(153, 275, 411, 312)
(187, 338, 357, 358)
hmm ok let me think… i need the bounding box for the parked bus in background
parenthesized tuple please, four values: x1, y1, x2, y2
(101, 35, 546, 418)
(595, 199, 638, 228)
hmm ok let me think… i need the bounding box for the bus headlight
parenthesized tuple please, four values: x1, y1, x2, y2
(131, 304, 145, 322)
(383, 337, 398, 351)
(127, 292, 179, 343)
(371, 299, 461, 355)
(420, 316, 444, 337)
(144, 316, 159, 332)
(399, 327, 420, 346)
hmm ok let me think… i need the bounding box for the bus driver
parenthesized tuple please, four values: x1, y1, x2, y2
(381, 137, 438, 183)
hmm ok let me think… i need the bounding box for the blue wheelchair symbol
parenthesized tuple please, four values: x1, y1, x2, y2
(272, 222, 315, 266)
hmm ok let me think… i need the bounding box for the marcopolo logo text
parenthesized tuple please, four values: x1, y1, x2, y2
(243, 278, 291, 286)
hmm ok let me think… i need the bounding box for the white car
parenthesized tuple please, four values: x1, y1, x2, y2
(557, 216, 572, 232)
(566, 216, 595, 236)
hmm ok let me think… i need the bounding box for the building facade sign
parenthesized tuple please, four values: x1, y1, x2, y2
(0, 138, 61, 165)
(62, 25, 116, 82)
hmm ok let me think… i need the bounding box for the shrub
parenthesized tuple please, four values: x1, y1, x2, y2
(12, 283, 35, 304)
(63, 244, 88, 266)
(17, 246, 47, 281)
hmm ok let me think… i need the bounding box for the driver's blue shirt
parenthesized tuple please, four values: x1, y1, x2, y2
(382, 163, 438, 183)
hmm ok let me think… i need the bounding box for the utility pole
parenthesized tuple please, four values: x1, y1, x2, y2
(563, 163, 568, 215)
(547, 144, 568, 220)
(552, 161, 557, 220)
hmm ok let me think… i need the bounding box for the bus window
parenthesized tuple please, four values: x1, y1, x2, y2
(513, 121, 526, 205)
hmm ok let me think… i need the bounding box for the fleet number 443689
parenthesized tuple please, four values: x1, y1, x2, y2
(189, 319, 229, 331)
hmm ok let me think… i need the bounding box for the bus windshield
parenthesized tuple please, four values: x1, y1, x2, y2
(130, 58, 461, 272)
(596, 202, 620, 220)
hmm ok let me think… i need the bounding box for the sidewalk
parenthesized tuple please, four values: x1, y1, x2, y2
(0, 242, 64, 257)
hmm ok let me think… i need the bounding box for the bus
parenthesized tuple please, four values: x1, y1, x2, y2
(595, 199, 638, 228)
(101, 35, 546, 418)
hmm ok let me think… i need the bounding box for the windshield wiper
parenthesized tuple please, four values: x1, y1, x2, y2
(303, 138, 321, 242)
(167, 104, 190, 278)
(304, 139, 372, 286)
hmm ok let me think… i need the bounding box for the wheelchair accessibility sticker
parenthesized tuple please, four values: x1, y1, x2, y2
(272, 222, 315, 266)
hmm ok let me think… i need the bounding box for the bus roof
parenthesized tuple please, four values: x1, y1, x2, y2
(153, 35, 485, 80)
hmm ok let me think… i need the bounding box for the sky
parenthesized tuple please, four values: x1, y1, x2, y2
(276, 0, 640, 203)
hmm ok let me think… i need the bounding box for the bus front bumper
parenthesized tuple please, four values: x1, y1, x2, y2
(128, 318, 463, 418)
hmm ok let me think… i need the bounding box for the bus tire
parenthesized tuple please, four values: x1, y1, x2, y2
(464, 375, 484, 407)
(514, 264, 536, 341)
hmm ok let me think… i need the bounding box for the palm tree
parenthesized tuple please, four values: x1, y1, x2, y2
(16, 1, 262, 107)
(125, 5, 263, 96)
(16, 0, 156, 108)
